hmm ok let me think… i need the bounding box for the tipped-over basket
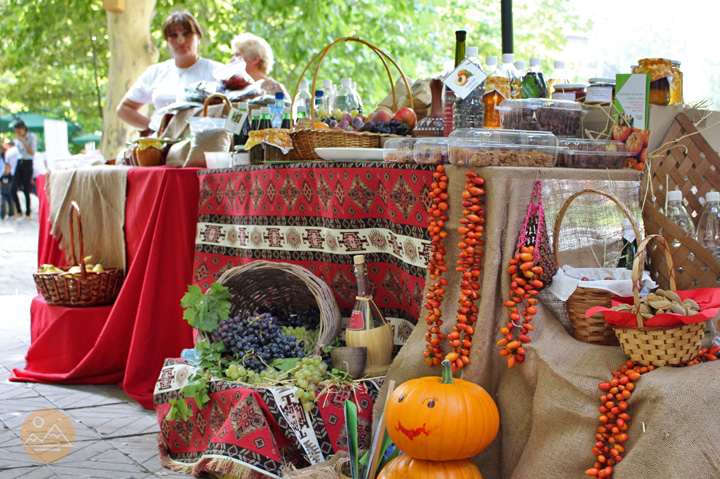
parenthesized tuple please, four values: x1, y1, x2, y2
(553, 189, 642, 345)
(289, 37, 414, 161)
(212, 261, 342, 354)
(33, 201, 124, 306)
(609, 235, 707, 367)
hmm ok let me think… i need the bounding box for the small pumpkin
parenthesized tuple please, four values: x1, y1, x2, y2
(385, 360, 499, 461)
(377, 454, 483, 479)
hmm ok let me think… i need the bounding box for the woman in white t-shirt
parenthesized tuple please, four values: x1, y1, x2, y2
(116, 11, 222, 134)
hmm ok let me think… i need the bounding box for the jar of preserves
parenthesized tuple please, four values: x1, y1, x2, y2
(637, 58, 673, 105)
(670, 60, 683, 105)
(585, 78, 615, 105)
(552, 83, 586, 102)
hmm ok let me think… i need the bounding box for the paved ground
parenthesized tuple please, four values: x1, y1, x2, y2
(0, 198, 192, 478)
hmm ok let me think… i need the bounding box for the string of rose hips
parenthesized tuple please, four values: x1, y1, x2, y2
(585, 349, 719, 478)
(423, 165, 450, 367)
(445, 170, 486, 373)
(497, 243, 544, 368)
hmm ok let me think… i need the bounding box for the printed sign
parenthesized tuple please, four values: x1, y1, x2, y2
(443, 59, 487, 100)
(225, 108, 248, 135)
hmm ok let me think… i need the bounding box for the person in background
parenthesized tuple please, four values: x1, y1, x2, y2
(230, 33, 288, 97)
(116, 11, 223, 134)
(3, 141, 20, 216)
(11, 121, 36, 220)
(1, 162, 14, 220)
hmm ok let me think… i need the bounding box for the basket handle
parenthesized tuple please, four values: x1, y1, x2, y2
(632, 235, 676, 328)
(203, 93, 233, 117)
(290, 37, 414, 124)
(552, 188, 642, 265)
(68, 200, 88, 279)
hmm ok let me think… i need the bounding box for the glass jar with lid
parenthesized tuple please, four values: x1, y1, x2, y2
(670, 60, 683, 105)
(637, 58, 673, 105)
(585, 78, 615, 105)
(552, 83, 586, 102)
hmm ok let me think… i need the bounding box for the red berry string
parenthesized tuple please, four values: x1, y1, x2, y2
(447, 170, 486, 373)
(497, 244, 544, 368)
(423, 165, 449, 367)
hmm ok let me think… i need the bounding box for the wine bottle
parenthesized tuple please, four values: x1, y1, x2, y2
(345, 255, 394, 377)
(443, 30, 467, 136)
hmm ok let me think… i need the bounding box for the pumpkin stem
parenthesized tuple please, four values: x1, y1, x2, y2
(441, 360, 454, 384)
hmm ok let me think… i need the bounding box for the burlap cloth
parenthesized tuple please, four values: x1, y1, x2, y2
(377, 166, 720, 478)
(46, 166, 129, 271)
(160, 103, 232, 141)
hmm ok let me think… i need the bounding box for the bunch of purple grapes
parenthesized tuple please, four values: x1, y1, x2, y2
(374, 119, 409, 135)
(213, 312, 306, 372)
(258, 305, 321, 329)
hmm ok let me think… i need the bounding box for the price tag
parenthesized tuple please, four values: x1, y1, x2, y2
(224, 108, 248, 135)
(442, 59, 487, 100)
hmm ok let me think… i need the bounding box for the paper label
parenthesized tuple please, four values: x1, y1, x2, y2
(224, 108, 248, 134)
(585, 86, 613, 104)
(348, 310, 365, 330)
(552, 92, 575, 101)
(614, 74, 650, 130)
(443, 59, 487, 100)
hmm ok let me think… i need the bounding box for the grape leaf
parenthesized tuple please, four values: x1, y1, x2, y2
(270, 357, 301, 372)
(167, 398, 190, 421)
(181, 283, 232, 332)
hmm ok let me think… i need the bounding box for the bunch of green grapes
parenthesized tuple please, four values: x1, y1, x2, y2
(291, 355, 329, 412)
(225, 362, 282, 385)
(281, 326, 319, 354)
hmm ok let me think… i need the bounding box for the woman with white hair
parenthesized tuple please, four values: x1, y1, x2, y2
(230, 33, 288, 97)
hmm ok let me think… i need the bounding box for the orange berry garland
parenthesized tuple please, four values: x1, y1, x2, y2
(498, 244, 544, 368)
(447, 170, 486, 373)
(423, 165, 450, 367)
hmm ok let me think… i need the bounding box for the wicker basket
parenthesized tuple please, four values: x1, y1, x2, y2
(33, 201, 124, 306)
(553, 189, 642, 345)
(289, 37, 414, 161)
(211, 261, 342, 354)
(612, 235, 706, 367)
(642, 112, 720, 290)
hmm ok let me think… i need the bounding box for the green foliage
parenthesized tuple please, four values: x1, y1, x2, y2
(1, 0, 588, 144)
(181, 283, 232, 332)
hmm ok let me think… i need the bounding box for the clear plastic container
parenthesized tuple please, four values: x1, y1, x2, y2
(384, 137, 418, 163)
(556, 138, 632, 169)
(496, 98, 585, 137)
(448, 128, 560, 167)
(414, 138, 449, 165)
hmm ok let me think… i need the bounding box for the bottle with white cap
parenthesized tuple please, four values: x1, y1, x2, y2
(617, 218, 638, 269)
(293, 81, 313, 120)
(452, 46, 486, 130)
(333, 77, 359, 114)
(522, 57, 549, 99)
(501, 53, 520, 99)
(548, 60, 570, 97)
(664, 190, 697, 248)
(483, 55, 511, 128)
(322, 79, 336, 112)
(697, 191, 720, 260)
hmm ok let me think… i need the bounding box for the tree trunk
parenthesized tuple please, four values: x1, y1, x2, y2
(101, 0, 158, 159)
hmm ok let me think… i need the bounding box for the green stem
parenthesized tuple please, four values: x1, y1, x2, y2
(441, 360, 454, 384)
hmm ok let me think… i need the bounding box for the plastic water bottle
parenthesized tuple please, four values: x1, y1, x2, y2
(314, 90, 325, 117)
(697, 191, 720, 260)
(334, 77, 360, 113)
(322, 80, 336, 111)
(271, 92, 284, 129)
(351, 81, 364, 113)
(665, 190, 696, 248)
(293, 81, 312, 119)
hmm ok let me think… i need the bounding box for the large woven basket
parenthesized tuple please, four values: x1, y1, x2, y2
(641, 112, 720, 290)
(33, 201, 124, 306)
(553, 189, 642, 345)
(212, 261, 342, 354)
(612, 235, 706, 366)
(289, 37, 414, 161)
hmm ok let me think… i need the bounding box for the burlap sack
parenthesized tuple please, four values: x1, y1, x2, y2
(375, 167, 720, 478)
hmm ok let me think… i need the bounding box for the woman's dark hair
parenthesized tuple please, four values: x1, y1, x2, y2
(12, 120, 27, 131)
(162, 11, 202, 40)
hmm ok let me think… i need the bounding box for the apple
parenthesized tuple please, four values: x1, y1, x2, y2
(393, 107, 417, 131)
(369, 109, 392, 124)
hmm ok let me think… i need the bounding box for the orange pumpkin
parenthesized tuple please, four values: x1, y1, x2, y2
(377, 454, 483, 479)
(385, 360, 499, 461)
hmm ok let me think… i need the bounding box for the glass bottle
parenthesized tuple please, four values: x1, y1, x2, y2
(293, 81, 313, 120)
(250, 108, 261, 131)
(697, 191, 720, 260)
(665, 190, 696, 247)
(670, 60, 683, 105)
(443, 29, 466, 136)
(258, 106, 272, 130)
(271, 92, 284, 129)
(522, 57, 549, 99)
(345, 255, 394, 377)
(502, 53, 521, 99)
(483, 56, 510, 128)
(548, 60, 569, 97)
(513, 60, 526, 99)
(281, 107, 292, 129)
(314, 90, 326, 118)
(233, 101, 251, 147)
(453, 46, 485, 129)
(617, 218, 638, 269)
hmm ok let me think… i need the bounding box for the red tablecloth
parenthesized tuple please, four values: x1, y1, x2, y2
(193, 162, 435, 332)
(11, 167, 200, 409)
